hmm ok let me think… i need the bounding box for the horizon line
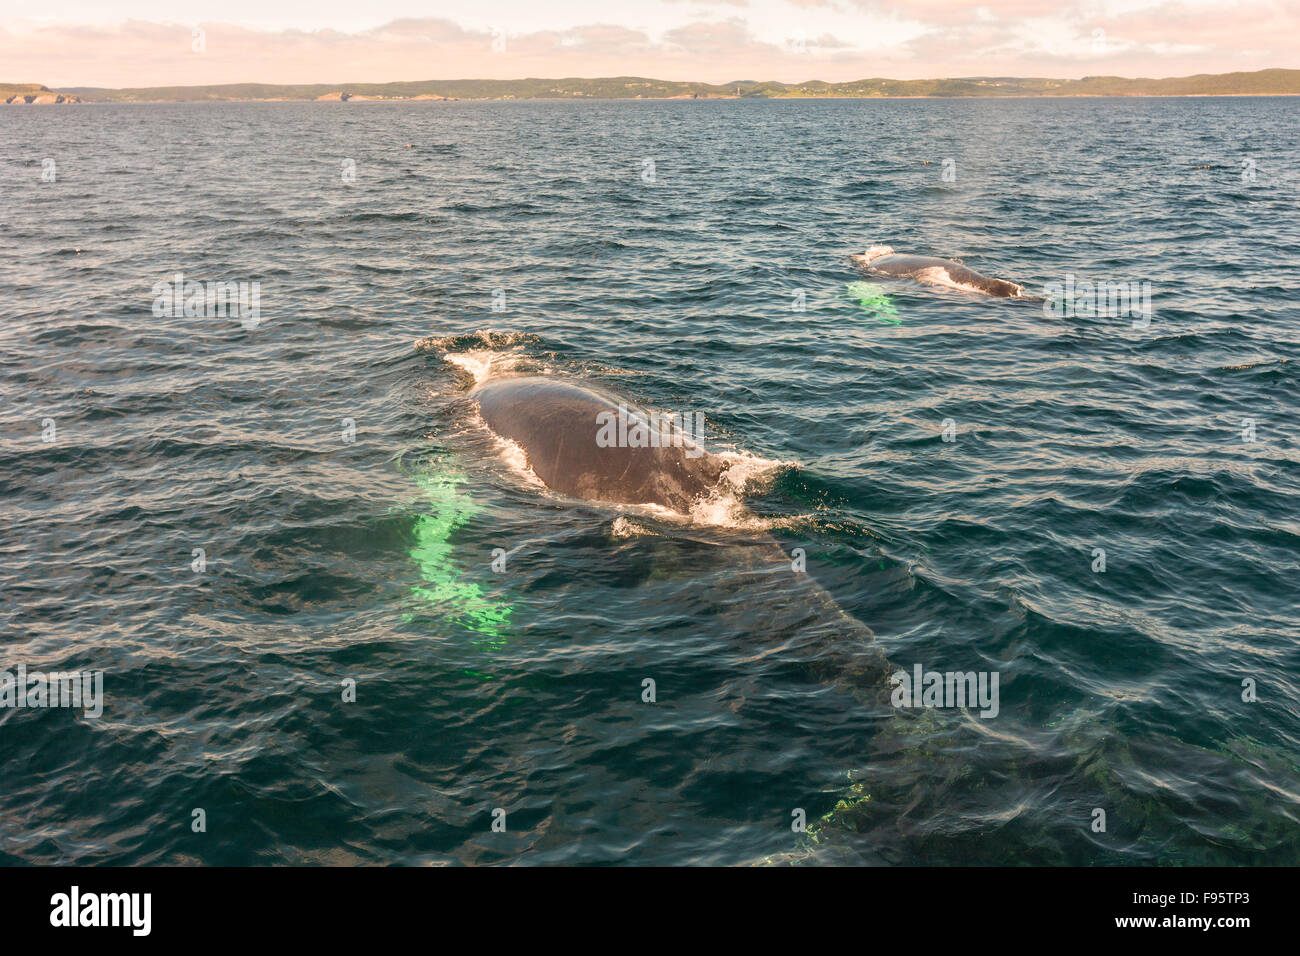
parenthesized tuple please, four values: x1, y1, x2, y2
(12, 66, 1292, 94)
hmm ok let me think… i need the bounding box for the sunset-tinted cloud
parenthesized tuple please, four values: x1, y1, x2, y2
(4, 1, 1296, 88)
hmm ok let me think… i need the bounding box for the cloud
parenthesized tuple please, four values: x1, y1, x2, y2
(2, 4, 1297, 88)
(846, 0, 1067, 27)
(1101, 0, 1300, 52)
(662, 18, 756, 54)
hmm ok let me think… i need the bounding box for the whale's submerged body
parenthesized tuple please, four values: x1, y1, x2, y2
(850, 245, 1028, 298)
(471, 376, 729, 514)
(462, 369, 894, 717)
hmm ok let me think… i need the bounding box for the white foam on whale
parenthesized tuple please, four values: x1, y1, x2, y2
(485, 445, 797, 533)
(717, 447, 788, 492)
(444, 349, 510, 385)
(462, 404, 548, 492)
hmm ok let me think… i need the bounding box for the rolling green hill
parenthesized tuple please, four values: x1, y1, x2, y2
(25, 68, 1300, 102)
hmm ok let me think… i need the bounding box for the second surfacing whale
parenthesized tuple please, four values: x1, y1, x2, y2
(850, 245, 1033, 299)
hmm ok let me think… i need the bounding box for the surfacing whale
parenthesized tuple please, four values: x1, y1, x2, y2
(454, 362, 951, 865)
(850, 245, 1028, 298)
(467, 370, 890, 693)
(472, 376, 731, 515)
(458, 363, 901, 847)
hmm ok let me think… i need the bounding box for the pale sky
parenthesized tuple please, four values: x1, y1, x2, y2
(4, 0, 1298, 88)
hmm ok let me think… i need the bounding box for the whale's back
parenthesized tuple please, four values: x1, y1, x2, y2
(855, 252, 1026, 298)
(472, 377, 726, 513)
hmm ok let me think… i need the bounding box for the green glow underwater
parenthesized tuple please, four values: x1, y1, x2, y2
(845, 281, 901, 324)
(406, 463, 513, 655)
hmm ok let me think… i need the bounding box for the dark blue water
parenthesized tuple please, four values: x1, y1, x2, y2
(2, 98, 1298, 865)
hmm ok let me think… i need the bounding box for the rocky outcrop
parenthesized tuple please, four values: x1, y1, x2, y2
(2, 91, 79, 104)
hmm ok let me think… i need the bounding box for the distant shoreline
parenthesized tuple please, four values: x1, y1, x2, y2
(28, 92, 1300, 104)
(8, 67, 1299, 103)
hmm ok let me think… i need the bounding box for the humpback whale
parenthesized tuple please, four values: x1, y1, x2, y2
(465, 368, 891, 688)
(472, 376, 731, 515)
(455, 362, 899, 864)
(850, 245, 1029, 298)
(467, 370, 890, 692)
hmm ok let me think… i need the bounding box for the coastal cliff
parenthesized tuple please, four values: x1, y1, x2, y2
(3, 84, 80, 104)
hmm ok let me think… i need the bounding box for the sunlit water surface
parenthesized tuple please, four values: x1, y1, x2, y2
(1, 98, 1298, 864)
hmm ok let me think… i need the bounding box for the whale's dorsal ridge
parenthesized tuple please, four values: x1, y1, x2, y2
(470, 375, 726, 515)
(851, 247, 1028, 298)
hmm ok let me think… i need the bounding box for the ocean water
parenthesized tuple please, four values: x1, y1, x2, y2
(1, 98, 1298, 865)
